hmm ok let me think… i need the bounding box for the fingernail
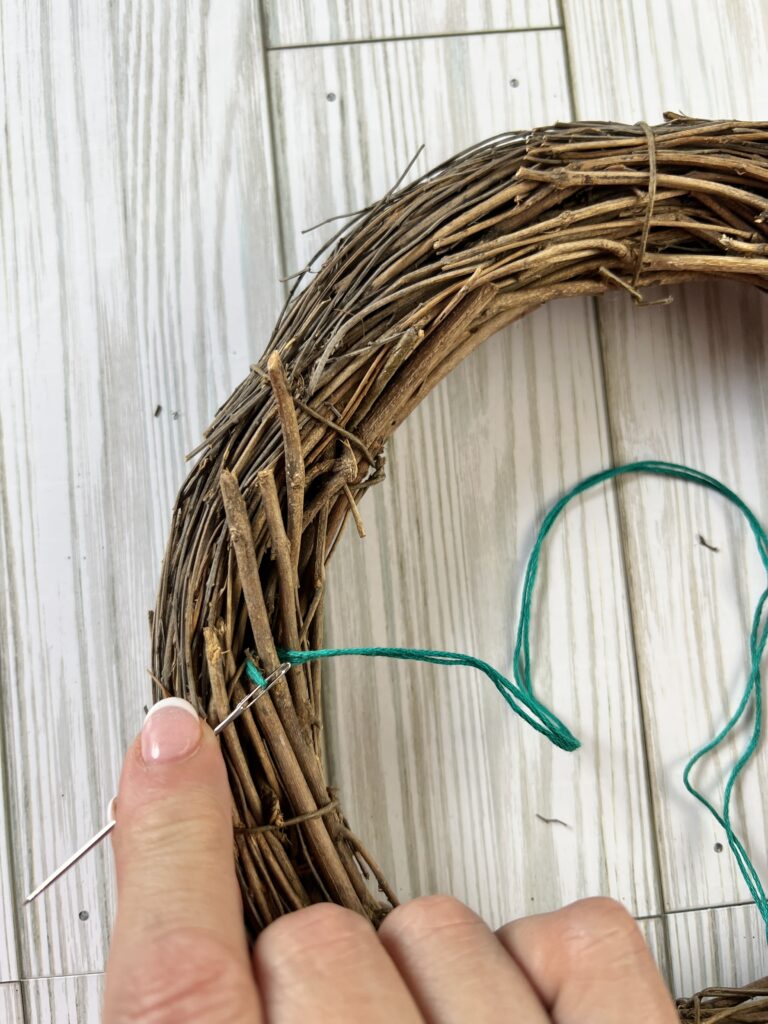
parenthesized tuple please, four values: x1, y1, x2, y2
(141, 698, 202, 765)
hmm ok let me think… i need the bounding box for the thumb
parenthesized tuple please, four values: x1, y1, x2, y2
(103, 698, 261, 1024)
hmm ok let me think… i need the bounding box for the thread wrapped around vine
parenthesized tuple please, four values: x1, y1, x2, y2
(151, 115, 768, 1017)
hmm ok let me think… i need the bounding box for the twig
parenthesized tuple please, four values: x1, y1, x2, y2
(234, 799, 340, 834)
(337, 826, 399, 907)
(267, 351, 305, 575)
(342, 483, 366, 538)
(219, 469, 281, 673)
(632, 121, 658, 286)
(204, 626, 264, 822)
(293, 394, 376, 468)
(219, 469, 365, 914)
(599, 265, 644, 301)
(258, 465, 312, 719)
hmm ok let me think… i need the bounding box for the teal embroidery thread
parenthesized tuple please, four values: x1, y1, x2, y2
(244, 459, 768, 934)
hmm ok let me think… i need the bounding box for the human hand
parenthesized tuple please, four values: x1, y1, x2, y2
(104, 698, 678, 1023)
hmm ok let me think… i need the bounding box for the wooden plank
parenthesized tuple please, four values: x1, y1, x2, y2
(21, 974, 104, 1024)
(264, 0, 559, 48)
(637, 916, 671, 988)
(562, 0, 768, 916)
(0, 0, 282, 980)
(563, 0, 768, 121)
(599, 284, 768, 912)
(0, 555, 20, 982)
(270, 31, 662, 926)
(667, 904, 768, 996)
(0, 983, 23, 1023)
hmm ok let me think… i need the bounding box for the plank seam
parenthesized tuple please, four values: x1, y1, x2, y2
(636, 898, 759, 922)
(591, 299, 675, 929)
(554, 1, 579, 119)
(257, 0, 290, 306)
(0, 972, 104, 986)
(557, 0, 668, 930)
(0, 414, 26, 987)
(266, 24, 562, 53)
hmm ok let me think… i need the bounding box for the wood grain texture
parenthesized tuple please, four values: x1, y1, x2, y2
(563, 0, 768, 917)
(600, 283, 768, 911)
(263, 0, 559, 47)
(667, 904, 768, 996)
(562, 0, 768, 121)
(0, 0, 282, 981)
(0, 983, 23, 1022)
(637, 917, 671, 987)
(270, 30, 661, 926)
(0, 620, 20, 982)
(22, 974, 103, 1024)
(639, 905, 768, 998)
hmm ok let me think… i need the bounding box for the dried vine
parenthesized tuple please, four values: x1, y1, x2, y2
(677, 979, 768, 1022)
(152, 115, 768, 1016)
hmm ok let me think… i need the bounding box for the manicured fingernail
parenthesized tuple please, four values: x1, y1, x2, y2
(141, 698, 201, 765)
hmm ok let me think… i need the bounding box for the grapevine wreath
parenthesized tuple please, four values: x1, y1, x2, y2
(151, 116, 768, 1020)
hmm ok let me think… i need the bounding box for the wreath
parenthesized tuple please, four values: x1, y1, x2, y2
(152, 115, 768, 1021)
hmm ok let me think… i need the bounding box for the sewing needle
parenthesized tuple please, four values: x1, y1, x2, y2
(23, 662, 290, 905)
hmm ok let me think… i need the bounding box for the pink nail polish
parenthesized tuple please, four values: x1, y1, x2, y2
(141, 698, 202, 764)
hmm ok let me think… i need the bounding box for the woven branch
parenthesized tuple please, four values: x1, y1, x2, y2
(151, 115, 768, 1016)
(677, 979, 768, 1022)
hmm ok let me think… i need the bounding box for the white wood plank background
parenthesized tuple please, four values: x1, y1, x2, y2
(2, 1, 767, 1019)
(563, 0, 768, 121)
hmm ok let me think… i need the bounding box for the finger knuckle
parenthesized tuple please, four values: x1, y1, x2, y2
(113, 928, 253, 1024)
(558, 897, 644, 962)
(565, 896, 638, 933)
(380, 894, 473, 940)
(257, 902, 374, 973)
